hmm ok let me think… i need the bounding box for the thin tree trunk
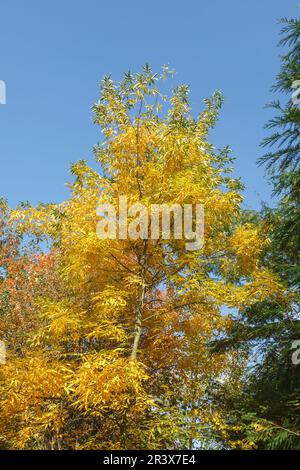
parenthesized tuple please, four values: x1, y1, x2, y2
(130, 241, 147, 360)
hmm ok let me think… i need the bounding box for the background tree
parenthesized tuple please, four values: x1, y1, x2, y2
(213, 18, 300, 449)
(0, 199, 62, 449)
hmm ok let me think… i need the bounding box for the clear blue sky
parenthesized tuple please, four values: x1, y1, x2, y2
(0, 0, 298, 209)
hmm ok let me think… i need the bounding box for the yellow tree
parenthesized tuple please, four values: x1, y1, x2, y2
(0, 66, 286, 449)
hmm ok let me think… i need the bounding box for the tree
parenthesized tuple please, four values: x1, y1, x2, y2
(0, 199, 62, 449)
(260, 17, 300, 288)
(0, 66, 283, 449)
(214, 18, 300, 449)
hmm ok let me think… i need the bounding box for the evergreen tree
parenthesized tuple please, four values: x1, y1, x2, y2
(214, 18, 300, 449)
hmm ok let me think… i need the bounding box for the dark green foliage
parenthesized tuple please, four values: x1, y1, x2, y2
(214, 17, 300, 449)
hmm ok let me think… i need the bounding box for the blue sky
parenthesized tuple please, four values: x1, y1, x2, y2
(0, 0, 298, 209)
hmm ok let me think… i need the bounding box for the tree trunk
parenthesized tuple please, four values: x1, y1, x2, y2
(130, 242, 147, 360)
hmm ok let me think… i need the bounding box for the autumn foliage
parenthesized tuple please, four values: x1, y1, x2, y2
(0, 67, 288, 450)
